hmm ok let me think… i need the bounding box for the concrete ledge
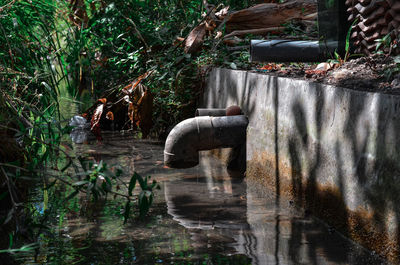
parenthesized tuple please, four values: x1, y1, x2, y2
(203, 68, 400, 263)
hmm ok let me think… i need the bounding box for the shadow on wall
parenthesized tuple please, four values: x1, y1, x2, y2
(204, 68, 400, 263)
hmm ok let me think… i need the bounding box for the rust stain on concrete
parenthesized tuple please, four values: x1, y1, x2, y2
(247, 151, 400, 264)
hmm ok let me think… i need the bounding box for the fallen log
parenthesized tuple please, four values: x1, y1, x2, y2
(226, 0, 317, 32)
(223, 26, 285, 39)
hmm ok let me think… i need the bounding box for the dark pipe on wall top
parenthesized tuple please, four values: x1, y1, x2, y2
(250, 40, 326, 62)
(164, 115, 248, 168)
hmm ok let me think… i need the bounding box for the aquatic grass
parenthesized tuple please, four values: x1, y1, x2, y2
(0, 1, 96, 260)
(0, 0, 254, 261)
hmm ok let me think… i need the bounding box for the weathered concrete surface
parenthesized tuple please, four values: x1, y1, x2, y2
(203, 68, 400, 263)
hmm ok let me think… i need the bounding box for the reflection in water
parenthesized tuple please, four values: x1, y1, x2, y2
(164, 155, 385, 265)
(22, 133, 385, 264)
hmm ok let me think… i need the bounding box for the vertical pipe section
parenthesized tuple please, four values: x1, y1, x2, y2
(164, 115, 248, 168)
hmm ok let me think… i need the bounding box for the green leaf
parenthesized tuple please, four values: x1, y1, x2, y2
(90, 185, 99, 201)
(31, 223, 50, 230)
(60, 159, 72, 172)
(8, 233, 13, 249)
(64, 190, 79, 202)
(148, 193, 153, 208)
(128, 173, 138, 196)
(101, 177, 112, 193)
(0, 243, 38, 253)
(0, 191, 9, 201)
(334, 51, 340, 60)
(344, 18, 358, 59)
(115, 168, 123, 177)
(45, 179, 57, 190)
(139, 191, 149, 217)
(139, 190, 153, 217)
(151, 179, 157, 189)
(78, 156, 88, 171)
(72, 180, 89, 186)
(136, 172, 147, 190)
(123, 200, 131, 224)
(3, 208, 14, 225)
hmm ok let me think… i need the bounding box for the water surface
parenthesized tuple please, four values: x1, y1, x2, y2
(23, 132, 386, 265)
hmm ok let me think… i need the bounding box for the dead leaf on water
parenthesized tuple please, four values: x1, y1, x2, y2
(106, 111, 114, 120)
(134, 89, 153, 138)
(90, 101, 105, 141)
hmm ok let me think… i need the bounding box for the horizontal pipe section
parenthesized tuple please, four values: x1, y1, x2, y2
(164, 115, 248, 168)
(250, 40, 326, 62)
(195, 106, 242, 117)
(195, 108, 227, 117)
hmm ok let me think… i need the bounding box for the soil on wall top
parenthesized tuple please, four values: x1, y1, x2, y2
(253, 54, 400, 95)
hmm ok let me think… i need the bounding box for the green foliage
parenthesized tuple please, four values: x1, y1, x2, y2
(125, 172, 160, 222)
(374, 32, 399, 79)
(0, 0, 254, 260)
(1, 154, 159, 259)
(375, 34, 392, 52)
(326, 0, 335, 9)
(0, 1, 159, 256)
(375, 31, 398, 55)
(328, 18, 358, 65)
(382, 55, 400, 80)
(57, 0, 254, 136)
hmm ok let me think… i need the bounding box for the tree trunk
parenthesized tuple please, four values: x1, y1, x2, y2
(226, 0, 317, 32)
(346, 0, 400, 55)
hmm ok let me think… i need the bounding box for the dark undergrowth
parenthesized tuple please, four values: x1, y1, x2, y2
(0, 0, 258, 263)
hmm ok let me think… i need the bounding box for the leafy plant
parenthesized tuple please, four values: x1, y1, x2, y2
(382, 55, 400, 80)
(327, 18, 358, 66)
(375, 31, 398, 56)
(71, 159, 159, 221)
(0, 0, 254, 261)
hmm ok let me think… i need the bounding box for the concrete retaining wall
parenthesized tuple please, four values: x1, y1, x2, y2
(203, 68, 400, 262)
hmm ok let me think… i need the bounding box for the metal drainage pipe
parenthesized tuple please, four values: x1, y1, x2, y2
(164, 115, 248, 168)
(195, 108, 226, 117)
(195, 105, 242, 117)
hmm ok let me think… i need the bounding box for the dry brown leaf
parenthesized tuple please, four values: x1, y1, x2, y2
(106, 111, 114, 121)
(215, 6, 230, 19)
(128, 85, 153, 138)
(215, 31, 223, 39)
(91, 104, 104, 131)
(128, 102, 134, 122)
(135, 90, 153, 138)
(90, 103, 104, 141)
(68, 0, 89, 29)
(173, 37, 185, 46)
(185, 23, 207, 54)
(223, 37, 242, 46)
(259, 63, 281, 71)
(205, 20, 216, 32)
(305, 69, 327, 77)
(83, 72, 153, 135)
(122, 71, 152, 94)
(98, 98, 107, 104)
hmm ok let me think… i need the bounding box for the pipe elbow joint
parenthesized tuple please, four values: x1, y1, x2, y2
(164, 115, 248, 168)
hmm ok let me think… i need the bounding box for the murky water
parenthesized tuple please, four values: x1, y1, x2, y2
(21, 132, 386, 265)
